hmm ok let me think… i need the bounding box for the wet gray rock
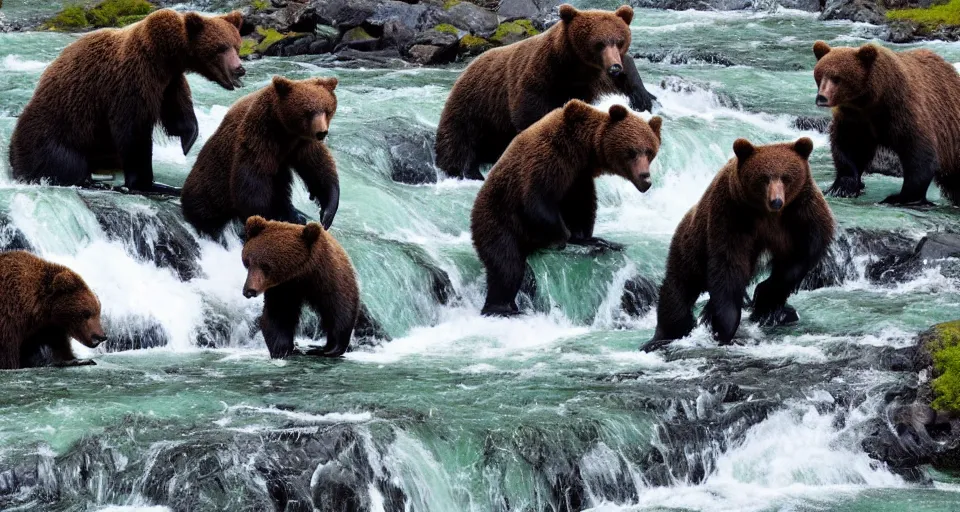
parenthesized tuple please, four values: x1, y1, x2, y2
(499, 0, 561, 24)
(867, 232, 960, 284)
(884, 19, 920, 43)
(407, 29, 459, 64)
(439, 2, 498, 37)
(0, 213, 31, 252)
(311, 48, 413, 69)
(777, 0, 821, 11)
(79, 192, 201, 282)
(102, 318, 169, 352)
(382, 118, 439, 185)
(265, 32, 337, 56)
(620, 275, 659, 318)
(792, 115, 831, 133)
(637, 50, 736, 67)
(315, 0, 381, 28)
(820, 0, 886, 24)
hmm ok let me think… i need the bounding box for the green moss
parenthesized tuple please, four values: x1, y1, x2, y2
(46, 0, 155, 31)
(341, 26, 373, 42)
(252, 0, 269, 11)
(926, 320, 960, 413)
(239, 38, 257, 58)
(255, 26, 286, 53)
(459, 34, 491, 53)
(888, 0, 960, 29)
(434, 23, 459, 35)
(443, 0, 461, 9)
(490, 19, 540, 44)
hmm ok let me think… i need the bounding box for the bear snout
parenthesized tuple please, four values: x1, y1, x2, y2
(608, 64, 623, 77)
(243, 287, 260, 299)
(316, 130, 328, 141)
(601, 46, 623, 77)
(767, 180, 785, 212)
(816, 94, 829, 107)
(769, 198, 784, 211)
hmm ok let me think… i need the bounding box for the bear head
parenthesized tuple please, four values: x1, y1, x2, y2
(184, 11, 245, 90)
(271, 76, 339, 142)
(812, 41, 879, 108)
(559, 4, 633, 78)
(563, 100, 662, 192)
(241, 216, 325, 298)
(47, 270, 106, 348)
(732, 137, 814, 213)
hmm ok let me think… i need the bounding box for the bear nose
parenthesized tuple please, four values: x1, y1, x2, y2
(815, 94, 828, 107)
(93, 334, 108, 343)
(316, 131, 328, 141)
(769, 198, 784, 211)
(608, 64, 623, 77)
(243, 288, 259, 299)
(235, 66, 246, 77)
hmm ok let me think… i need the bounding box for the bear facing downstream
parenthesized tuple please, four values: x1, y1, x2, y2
(436, 4, 655, 180)
(241, 216, 359, 358)
(181, 76, 340, 238)
(472, 100, 662, 316)
(642, 138, 834, 352)
(0, 251, 107, 369)
(813, 41, 960, 206)
(8, 10, 245, 195)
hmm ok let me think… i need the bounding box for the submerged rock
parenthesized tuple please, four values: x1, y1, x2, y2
(0, 213, 32, 252)
(867, 232, 960, 284)
(102, 317, 168, 352)
(383, 118, 439, 185)
(620, 275, 659, 318)
(637, 49, 736, 67)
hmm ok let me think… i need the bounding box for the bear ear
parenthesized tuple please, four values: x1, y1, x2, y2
(733, 138, 755, 162)
(615, 5, 634, 24)
(245, 216, 268, 240)
(794, 137, 814, 160)
(52, 270, 83, 295)
(221, 11, 243, 30)
(857, 44, 878, 67)
(563, 99, 594, 125)
(272, 76, 294, 98)
(813, 40, 831, 61)
(302, 223, 323, 248)
(315, 77, 338, 92)
(559, 4, 577, 23)
(184, 12, 205, 40)
(608, 104, 629, 123)
(648, 116, 663, 141)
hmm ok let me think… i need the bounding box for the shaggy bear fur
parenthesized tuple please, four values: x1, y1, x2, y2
(435, 4, 656, 180)
(8, 10, 245, 195)
(813, 41, 960, 206)
(0, 251, 107, 369)
(643, 138, 834, 352)
(471, 100, 662, 316)
(181, 76, 340, 238)
(241, 217, 359, 358)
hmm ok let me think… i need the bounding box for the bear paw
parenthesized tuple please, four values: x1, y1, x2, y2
(53, 358, 97, 368)
(825, 176, 864, 198)
(750, 304, 799, 327)
(880, 194, 936, 208)
(569, 236, 626, 252)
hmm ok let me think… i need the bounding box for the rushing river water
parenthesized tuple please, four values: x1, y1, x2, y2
(2, 2, 960, 511)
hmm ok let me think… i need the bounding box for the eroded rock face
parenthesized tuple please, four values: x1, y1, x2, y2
(820, 0, 886, 24)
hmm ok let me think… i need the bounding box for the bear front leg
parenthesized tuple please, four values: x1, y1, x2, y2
(643, 271, 701, 352)
(704, 239, 752, 345)
(826, 116, 875, 198)
(160, 75, 199, 156)
(261, 284, 304, 359)
(435, 114, 484, 181)
(522, 191, 570, 250)
(310, 293, 359, 357)
(294, 143, 340, 229)
(882, 140, 937, 207)
(560, 178, 623, 251)
(480, 232, 527, 317)
(749, 260, 805, 327)
(231, 153, 278, 225)
(115, 120, 181, 196)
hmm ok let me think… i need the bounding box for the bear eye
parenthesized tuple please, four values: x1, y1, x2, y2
(616, 39, 625, 47)
(242, 258, 249, 269)
(626, 148, 639, 160)
(216, 44, 230, 53)
(594, 42, 605, 52)
(83, 311, 93, 320)
(261, 263, 272, 274)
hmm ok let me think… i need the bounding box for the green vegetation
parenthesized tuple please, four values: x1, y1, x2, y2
(491, 19, 539, 45)
(255, 27, 286, 53)
(888, 0, 960, 30)
(252, 0, 269, 12)
(459, 34, 491, 52)
(925, 320, 960, 413)
(443, 0, 461, 9)
(46, 0, 155, 31)
(239, 38, 257, 58)
(434, 23, 460, 35)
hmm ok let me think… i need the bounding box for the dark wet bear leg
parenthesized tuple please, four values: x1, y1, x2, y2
(643, 268, 702, 352)
(615, 56, 656, 113)
(562, 178, 625, 251)
(26, 140, 89, 187)
(703, 254, 752, 345)
(883, 138, 937, 206)
(826, 116, 875, 198)
(309, 292, 359, 358)
(750, 258, 807, 327)
(160, 75, 199, 157)
(116, 121, 181, 196)
(261, 283, 304, 358)
(436, 116, 484, 181)
(480, 232, 525, 316)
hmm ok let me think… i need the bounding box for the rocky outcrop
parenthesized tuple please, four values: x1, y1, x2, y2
(820, 0, 886, 24)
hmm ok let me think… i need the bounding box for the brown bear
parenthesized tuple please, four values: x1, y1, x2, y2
(471, 100, 662, 316)
(813, 41, 960, 206)
(0, 251, 107, 369)
(8, 10, 245, 195)
(241, 216, 359, 358)
(642, 138, 834, 352)
(435, 4, 656, 180)
(181, 76, 340, 238)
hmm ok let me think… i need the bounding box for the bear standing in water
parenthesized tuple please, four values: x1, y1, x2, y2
(436, 4, 656, 180)
(471, 100, 662, 316)
(643, 138, 834, 352)
(181, 76, 340, 238)
(241, 217, 359, 358)
(813, 41, 960, 206)
(8, 10, 245, 195)
(0, 251, 107, 369)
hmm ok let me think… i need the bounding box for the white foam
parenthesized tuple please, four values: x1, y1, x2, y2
(1, 55, 48, 72)
(225, 405, 373, 423)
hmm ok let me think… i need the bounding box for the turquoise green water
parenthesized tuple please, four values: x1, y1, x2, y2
(0, 4, 960, 511)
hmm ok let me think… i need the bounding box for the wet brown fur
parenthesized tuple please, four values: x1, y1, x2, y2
(435, 4, 637, 179)
(813, 41, 960, 205)
(182, 76, 340, 238)
(241, 217, 359, 358)
(646, 138, 834, 351)
(8, 10, 243, 192)
(0, 251, 106, 370)
(471, 100, 662, 315)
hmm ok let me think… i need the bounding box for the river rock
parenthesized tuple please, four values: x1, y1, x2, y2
(820, 0, 886, 24)
(792, 115, 830, 133)
(867, 232, 960, 284)
(314, 0, 381, 28)
(439, 2, 498, 37)
(777, 0, 821, 10)
(407, 29, 459, 64)
(498, 0, 561, 25)
(0, 213, 32, 252)
(382, 118, 439, 185)
(102, 317, 168, 352)
(620, 275, 659, 318)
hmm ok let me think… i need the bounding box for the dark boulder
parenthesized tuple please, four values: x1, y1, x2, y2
(406, 29, 459, 64)
(102, 317, 169, 352)
(439, 2, 498, 37)
(820, 0, 886, 24)
(867, 232, 960, 284)
(620, 274, 659, 318)
(0, 213, 32, 252)
(383, 118, 438, 185)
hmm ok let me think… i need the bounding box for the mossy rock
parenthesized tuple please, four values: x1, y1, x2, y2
(252, 0, 270, 11)
(239, 38, 257, 58)
(888, 0, 960, 29)
(342, 26, 374, 43)
(924, 320, 960, 414)
(443, 0, 462, 9)
(434, 23, 460, 35)
(459, 34, 492, 54)
(46, 0, 155, 31)
(490, 19, 539, 45)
